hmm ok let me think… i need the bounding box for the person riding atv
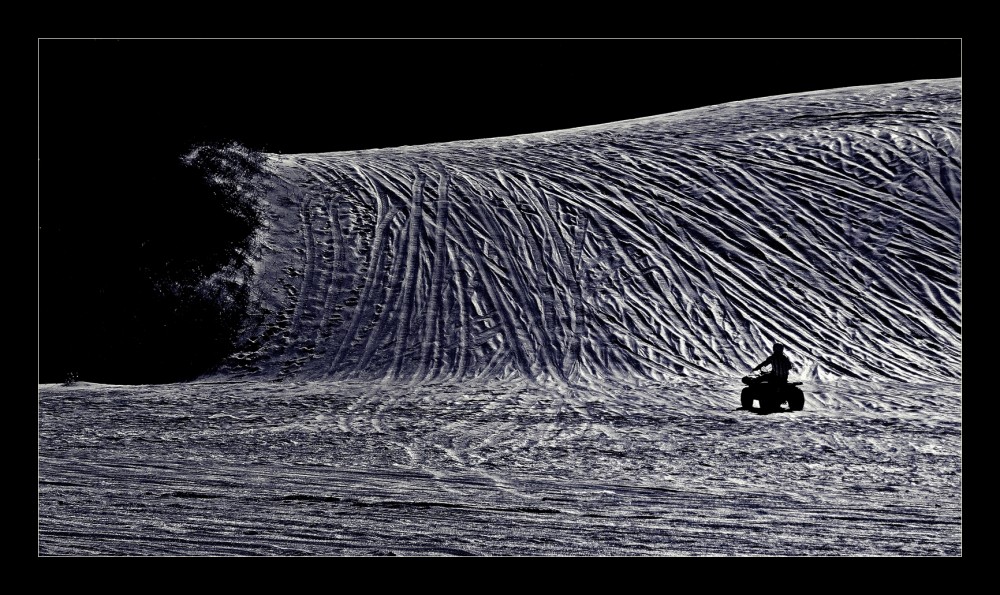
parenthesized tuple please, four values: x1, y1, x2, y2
(752, 343, 791, 384)
(741, 343, 804, 411)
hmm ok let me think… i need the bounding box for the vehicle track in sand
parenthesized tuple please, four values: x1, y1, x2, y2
(219, 79, 960, 386)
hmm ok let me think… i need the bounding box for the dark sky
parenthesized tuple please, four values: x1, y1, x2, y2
(39, 38, 961, 155)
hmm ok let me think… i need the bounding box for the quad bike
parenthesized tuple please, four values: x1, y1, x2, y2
(741, 372, 805, 411)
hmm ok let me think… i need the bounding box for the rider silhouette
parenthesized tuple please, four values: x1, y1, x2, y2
(752, 343, 791, 384)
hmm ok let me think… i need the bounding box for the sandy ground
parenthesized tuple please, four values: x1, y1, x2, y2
(38, 378, 961, 556)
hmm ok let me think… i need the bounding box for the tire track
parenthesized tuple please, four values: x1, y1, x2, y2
(221, 79, 960, 385)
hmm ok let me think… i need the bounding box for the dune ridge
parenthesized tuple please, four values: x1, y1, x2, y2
(219, 79, 961, 385)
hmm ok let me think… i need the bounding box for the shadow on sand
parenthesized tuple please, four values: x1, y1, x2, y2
(735, 406, 796, 416)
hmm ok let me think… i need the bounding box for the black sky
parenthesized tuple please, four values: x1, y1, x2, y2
(37, 39, 962, 383)
(40, 38, 961, 155)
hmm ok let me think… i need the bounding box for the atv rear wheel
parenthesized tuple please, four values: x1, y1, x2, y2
(758, 395, 782, 412)
(786, 386, 805, 411)
(741, 388, 754, 409)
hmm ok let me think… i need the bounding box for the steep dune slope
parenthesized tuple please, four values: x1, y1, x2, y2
(221, 79, 961, 384)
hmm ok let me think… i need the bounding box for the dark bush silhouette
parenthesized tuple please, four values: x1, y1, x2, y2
(39, 141, 270, 384)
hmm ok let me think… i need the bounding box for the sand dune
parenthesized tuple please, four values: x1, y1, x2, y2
(39, 80, 961, 556)
(219, 79, 961, 386)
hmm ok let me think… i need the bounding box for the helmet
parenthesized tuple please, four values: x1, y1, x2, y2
(772, 343, 784, 353)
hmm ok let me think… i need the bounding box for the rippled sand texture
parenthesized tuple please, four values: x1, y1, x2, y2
(226, 79, 961, 385)
(38, 379, 961, 556)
